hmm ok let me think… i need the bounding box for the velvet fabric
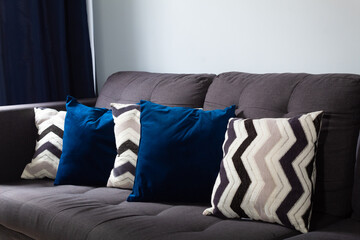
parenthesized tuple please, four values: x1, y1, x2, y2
(127, 101, 235, 203)
(0, 0, 94, 106)
(0, 98, 96, 184)
(54, 96, 116, 186)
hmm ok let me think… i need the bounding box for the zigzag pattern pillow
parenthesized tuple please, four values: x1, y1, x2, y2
(204, 111, 323, 233)
(107, 103, 140, 189)
(21, 107, 66, 179)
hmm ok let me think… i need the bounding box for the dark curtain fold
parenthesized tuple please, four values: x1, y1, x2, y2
(0, 0, 95, 106)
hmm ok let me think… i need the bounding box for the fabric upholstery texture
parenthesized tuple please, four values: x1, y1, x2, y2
(1, 71, 360, 240)
(0, 180, 298, 240)
(107, 103, 140, 189)
(204, 111, 323, 233)
(21, 107, 66, 179)
(285, 219, 360, 240)
(0, 224, 34, 240)
(352, 133, 360, 220)
(128, 101, 236, 203)
(0, 99, 96, 184)
(54, 96, 117, 187)
(95, 71, 215, 109)
(204, 72, 360, 218)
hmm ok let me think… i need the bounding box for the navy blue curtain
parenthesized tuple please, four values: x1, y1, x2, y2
(0, 0, 95, 106)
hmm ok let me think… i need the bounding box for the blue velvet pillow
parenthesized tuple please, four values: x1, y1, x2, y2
(127, 100, 236, 203)
(54, 96, 117, 186)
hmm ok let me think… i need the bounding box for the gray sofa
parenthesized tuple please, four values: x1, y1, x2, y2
(0, 71, 360, 240)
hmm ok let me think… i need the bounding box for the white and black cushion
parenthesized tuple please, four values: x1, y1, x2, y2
(107, 103, 140, 189)
(21, 107, 66, 179)
(204, 111, 323, 233)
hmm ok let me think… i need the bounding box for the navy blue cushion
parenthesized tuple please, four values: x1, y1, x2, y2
(54, 96, 117, 186)
(127, 100, 236, 203)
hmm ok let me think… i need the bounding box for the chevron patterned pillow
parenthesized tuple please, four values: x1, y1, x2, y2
(107, 103, 140, 189)
(21, 107, 66, 179)
(204, 111, 323, 233)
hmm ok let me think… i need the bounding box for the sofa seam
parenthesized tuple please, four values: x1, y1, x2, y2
(286, 76, 307, 113)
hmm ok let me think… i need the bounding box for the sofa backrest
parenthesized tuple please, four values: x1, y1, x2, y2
(95, 71, 215, 109)
(97, 71, 360, 219)
(204, 72, 360, 218)
(352, 133, 360, 220)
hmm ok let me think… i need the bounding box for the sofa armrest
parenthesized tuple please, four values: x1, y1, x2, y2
(0, 98, 96, 183)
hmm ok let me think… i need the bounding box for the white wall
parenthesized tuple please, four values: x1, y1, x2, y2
(93, 0, 360, 91)
(86, 0, 97, 94)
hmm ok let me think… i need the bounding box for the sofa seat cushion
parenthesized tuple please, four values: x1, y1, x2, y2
(0, 180, 299, 240)
(0, 224, 34, 240)
(285, 218, 360, 240)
